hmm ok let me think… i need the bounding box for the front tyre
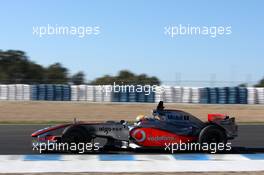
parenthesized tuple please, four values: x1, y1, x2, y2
(61, 126, 92, 153)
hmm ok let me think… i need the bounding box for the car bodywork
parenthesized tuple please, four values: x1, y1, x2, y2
(31, 101, 238, 152)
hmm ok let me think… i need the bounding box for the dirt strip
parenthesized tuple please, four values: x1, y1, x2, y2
(0, 101, 264, 123)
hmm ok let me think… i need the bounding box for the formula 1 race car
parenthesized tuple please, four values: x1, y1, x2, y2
(31, 101, 238, 153)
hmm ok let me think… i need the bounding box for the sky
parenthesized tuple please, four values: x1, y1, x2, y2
(0, 0, 263, 86)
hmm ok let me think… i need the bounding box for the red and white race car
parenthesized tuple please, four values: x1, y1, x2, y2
(32, 101, 238, 152)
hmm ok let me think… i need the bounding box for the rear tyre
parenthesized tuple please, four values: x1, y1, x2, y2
(198, 125, 227, 144)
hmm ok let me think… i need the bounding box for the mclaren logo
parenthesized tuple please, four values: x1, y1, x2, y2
(132, 129, 146, 142)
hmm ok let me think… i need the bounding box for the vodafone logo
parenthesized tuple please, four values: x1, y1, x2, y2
(132, 129, 146, 142)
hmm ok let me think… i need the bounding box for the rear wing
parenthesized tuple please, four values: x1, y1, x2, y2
(208, 113, 237, 139)
(208, 113, 227, 122)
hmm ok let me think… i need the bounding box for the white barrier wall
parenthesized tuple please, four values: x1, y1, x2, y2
(153, 86, 263, 104)
(86, 85, 95, 102)
(154, 86, 164, 102)
(247, 87, 257, 104)
(23, 85, 31, 100)
(256, 88, 264, 104)
(0, 84, 264, 104)
(191, 87, 200, 103)
(174, 86, 183, 103)
(0, 85, 8, 100)
(102, 85, 112, 102)
(182, 87, 192, 103)
(95, 86, 103, 102)
(154, 86, 199, 103)
(78, 85, 87, 101)
(8, 84, 16, 100)
(16, 84, 24, 100)
(70, 85, 78, 101)
(70, 85, 112, 102)
(164, 86, 174, 103)
(0, 84, 31, 101)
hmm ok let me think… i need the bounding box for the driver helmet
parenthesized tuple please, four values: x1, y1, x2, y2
(136, 114, 145, 122)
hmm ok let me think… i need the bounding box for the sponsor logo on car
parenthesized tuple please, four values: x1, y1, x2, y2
(132, 129, 146, 142)
(147, 136, 175, 141)
(99, 127, 122, 134)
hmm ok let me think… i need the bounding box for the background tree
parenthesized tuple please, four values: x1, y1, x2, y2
(238, 83, 247, 87)
(90, 75, 115, 85)
(91, 70, 161, 85)
(71, 71, 85, 85)
(0, 50, 69, 84)
(0, 50, 160, 85)
(45, 63, 68, 84)
(0, 50, 45, 83)
(255, 77, 264, 87)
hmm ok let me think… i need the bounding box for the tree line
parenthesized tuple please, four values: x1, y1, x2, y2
(0, 50, 161, 85)
(1, 50, 264, 86)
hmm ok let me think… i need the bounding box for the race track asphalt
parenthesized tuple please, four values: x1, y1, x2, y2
(0, 124, 263, 154)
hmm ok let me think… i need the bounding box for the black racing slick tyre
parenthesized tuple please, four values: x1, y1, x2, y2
(62, 126, 91, 144)
(198, 125, 227, 144)
(61, 126, 94, 153)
